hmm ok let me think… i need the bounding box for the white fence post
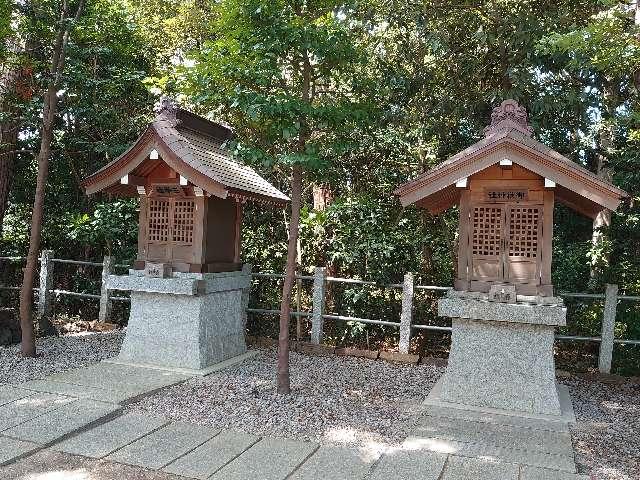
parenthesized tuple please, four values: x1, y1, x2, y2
(37, 250, 54, 318)
(310, 266, 326, 344)
(598, 283, 618, 374)
(399, 272, 414, 354)
(98, 255, 113, 323)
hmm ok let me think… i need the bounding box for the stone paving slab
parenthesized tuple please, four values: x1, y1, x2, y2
(163, 430, 259, 479)
(209, 437, 318, 480)
(106, 421, 218, 470)
(3, 398, 120, 445)
(0, 385, 34, 407)
(0, 392, 74, 431)
(45, 362, 188, 393)
(520, 465, 591, 480)
(421, 404, 570, 433)
(54, 413, 169, 459)
(403, 436, 576, 472)
(288, 445, 374, 480)
(440, 455, 519, 480)
(413, 414, 574, 456)
(0, 436, 40, 466)
(20, 379, 144, 405)
(367, 450, 447, 480)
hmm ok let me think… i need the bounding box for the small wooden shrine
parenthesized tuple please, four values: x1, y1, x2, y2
(395, 99, 627, 296)
(82, 100, 288, 273)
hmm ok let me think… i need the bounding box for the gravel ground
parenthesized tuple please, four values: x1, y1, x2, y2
(565, 377, 640, 480)
(129, 348, 443, 453)
(0, 330, 124, 384)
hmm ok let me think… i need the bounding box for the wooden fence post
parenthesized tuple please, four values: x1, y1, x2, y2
(399, 272, 414, 354)
(37, 250, 54, 318)
(310, 266, 326, 345)
(98, 255, 113, 323)
(598, 283, 618, 374)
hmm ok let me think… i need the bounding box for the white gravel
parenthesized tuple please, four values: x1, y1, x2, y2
(0, 331, 124, 384)
(129, 348, 443, 451)
(565, 377, 640, 480)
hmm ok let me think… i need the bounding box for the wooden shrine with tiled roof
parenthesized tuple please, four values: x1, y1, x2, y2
(82, 99, 288, 274)
(395, 99, 628, 297)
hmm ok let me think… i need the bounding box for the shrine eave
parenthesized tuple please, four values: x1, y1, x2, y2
(81, 109, 289, 206)
(394, 129, 628, 218)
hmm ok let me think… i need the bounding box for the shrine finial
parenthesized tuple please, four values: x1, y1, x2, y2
(156, 96, 181, 127)
(483, 99, 533, 137)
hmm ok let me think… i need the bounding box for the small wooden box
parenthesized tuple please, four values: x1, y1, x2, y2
(144, 262, 172, 279)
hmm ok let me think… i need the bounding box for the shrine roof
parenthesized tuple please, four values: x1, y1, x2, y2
(82, 102, 289, 205)
(394, 100, 628, 218)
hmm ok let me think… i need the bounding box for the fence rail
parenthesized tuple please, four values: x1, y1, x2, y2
(1, 252, 639, 373)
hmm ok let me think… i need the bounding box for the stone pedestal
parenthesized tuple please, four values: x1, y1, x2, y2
(107, 267, 251, 372)
(432, 290, 568, 418)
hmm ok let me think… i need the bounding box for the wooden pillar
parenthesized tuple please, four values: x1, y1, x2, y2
(234, 201, 243, 264)
(454, 190, 471, 291)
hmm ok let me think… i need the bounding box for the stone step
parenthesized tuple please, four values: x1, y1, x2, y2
(288, 445, 374, 480)
(209, 437, 318, 480)
(105, 421, 217, 470)
(520, 465, 590, 480)
(368, 450, 447, 480)
(54, 413, 168, 458)
(20, 379, 141, 405)
(2, 398, 120, 445)
(421, 404, 570, 433)
(412, 414, 574, 456)
(403, 436, 576, 472)
(163, 430, 259, 479)
(441, 455, 520, 479)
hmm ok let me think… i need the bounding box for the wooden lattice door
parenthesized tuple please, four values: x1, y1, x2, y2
(146, 196, 196, 263)
(469, 203, 542, 285)
(505, 205, 542, 284)
(470, 205, 505, 282)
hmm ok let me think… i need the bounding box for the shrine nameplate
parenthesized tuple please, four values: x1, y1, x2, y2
(485, 188, 528, 202)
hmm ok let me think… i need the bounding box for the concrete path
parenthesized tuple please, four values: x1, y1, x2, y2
(0, 360, 591, 479)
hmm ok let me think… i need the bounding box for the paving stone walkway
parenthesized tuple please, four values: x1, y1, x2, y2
(0, 361, 592, 479)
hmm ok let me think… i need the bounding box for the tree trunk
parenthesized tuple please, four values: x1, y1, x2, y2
(277, 164, 303, 394)
(0, 116, 18, 231)
(18, 0, 83, 357)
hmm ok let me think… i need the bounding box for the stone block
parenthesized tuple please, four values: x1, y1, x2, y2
(438, 295, 567, 326)
(438, 318, 562, 415)
(335, 347, 379, 360)
(0, 308, 20, 346)
(115, 269, 250, 370)
(55, 413, 168, 458)
(106, 421, 218, 469)
(368, 450, 446, 480)
(379, 351, 420, 364)
(440, 455, 519, 480)
(420, 357, 448, 367)
(209, 437, 318, 480)
(0, 436, 39, 466)
(288, 445, 374, 480)
(107, 274, 198, 295)
(163, 430, 259, 479)
(3, 399, 120, 445)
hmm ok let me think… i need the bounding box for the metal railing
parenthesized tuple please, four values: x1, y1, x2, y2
(1, 253, 638, 373)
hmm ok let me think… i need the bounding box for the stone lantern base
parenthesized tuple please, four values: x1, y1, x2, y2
(429, 290, 573, 420)
(106, 267, 251, 373)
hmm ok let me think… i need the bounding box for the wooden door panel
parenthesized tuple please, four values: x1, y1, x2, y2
(469, 205, 504, 282)
(505, 205, 541, 284)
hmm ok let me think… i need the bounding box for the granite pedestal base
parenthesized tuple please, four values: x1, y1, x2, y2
(107, 268, 251, 372)
(434, 292, 568, 418)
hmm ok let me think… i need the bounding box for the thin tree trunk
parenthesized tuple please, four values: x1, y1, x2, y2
(277, 164, 303, 394)
(19, 0, 83, 357)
